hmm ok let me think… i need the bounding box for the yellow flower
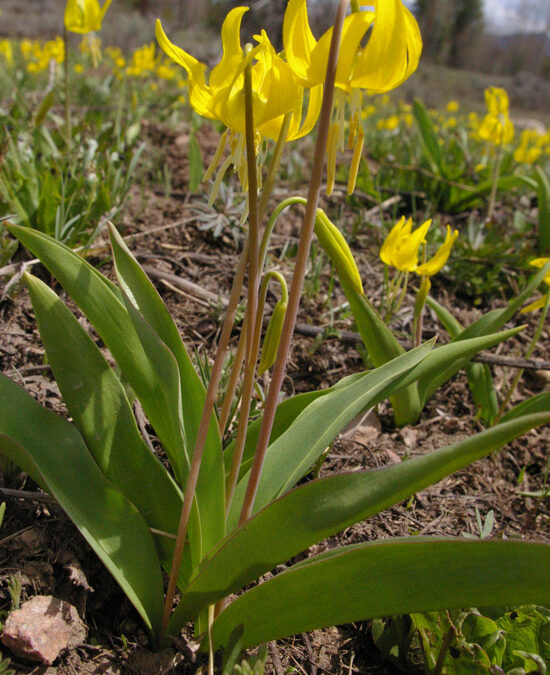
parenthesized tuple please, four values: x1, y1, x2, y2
(521, 258, 550, 313)
(283, 0, 421, 195)
(446, 100, 459, 113)
(380, 217, 458, 276)
(283, 0, 421, 93)
(156, 9, 320, 142)
(478, 87, 514, 146)
(514, 129, 542, 165)
(0, 39, 13, 65)
(65, 0, 113, 34)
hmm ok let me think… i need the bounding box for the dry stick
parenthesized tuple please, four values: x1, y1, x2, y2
(224, 50, 262, 513)
(158, 243, 248, 642)
(238, 0, 350, 525)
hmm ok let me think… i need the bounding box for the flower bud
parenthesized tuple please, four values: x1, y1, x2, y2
(314, 210, 363, 295)
(258, 299, 287, 375)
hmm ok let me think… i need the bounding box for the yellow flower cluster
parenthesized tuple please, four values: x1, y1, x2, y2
(20, 36, 65, 73)
(0, 39, 13, 65)
(478, 86, 514, 146)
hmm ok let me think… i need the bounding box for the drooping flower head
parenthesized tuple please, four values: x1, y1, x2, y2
(380, 217, 458, 277)
(156, 8, 322, 192)
(283, 0, 422, 194)
(478, 86, 514, 146)
(64, 0, 113, 34)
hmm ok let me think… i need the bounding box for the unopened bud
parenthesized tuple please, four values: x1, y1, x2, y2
(314, 209, 363, 295)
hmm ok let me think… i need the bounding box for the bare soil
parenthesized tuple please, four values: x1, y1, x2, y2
(0, 115, 549, 674)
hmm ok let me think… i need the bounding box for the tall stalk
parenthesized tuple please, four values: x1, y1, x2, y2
(238, 0, 351, 525)
(63, 26, 71, 151)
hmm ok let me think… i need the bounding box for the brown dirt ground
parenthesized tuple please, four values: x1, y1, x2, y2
(0, 118, 549, 674)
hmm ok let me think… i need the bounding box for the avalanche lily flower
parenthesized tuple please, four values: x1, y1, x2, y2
(283, 0, 421, 194)
(156, 8, 321, 142)
(64, 0, 113, 34)
(156, 7, 321, 193)
(380, 216, 458, 276)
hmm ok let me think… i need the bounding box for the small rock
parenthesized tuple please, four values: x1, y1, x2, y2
(1, 595, 87, 665)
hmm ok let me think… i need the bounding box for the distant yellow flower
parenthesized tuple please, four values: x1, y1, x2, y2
(521, 258, 550, 313)
(126, 43, 158, 77)
(380, 217, 458, 276)
(514, 129, 542, 165)
(64, 0, 113, 34)
(0, 39, 13, 65)
(479, 86, 514, 146)
(446, 100, 459, 113)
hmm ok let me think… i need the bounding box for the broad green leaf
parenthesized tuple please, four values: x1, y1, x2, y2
(413, 98, 444, 175)
(498, 606, 550, 671)
(426, 295, 499, 422)
(416, 326, 521, 410)
(168, 411, 549, 631)
(25, 273, 188, 580)
(223, 373, 363, 481)
(340, 278, 420, 426)
(0, 374, 164, 637)
(227, 341, 434, 529)
(7, 224, 210, 573)
(210, 538, 550, 649)
(6, 225, 187, 483)
(108, 225, 225, 557)
(501, 391, 550, 422)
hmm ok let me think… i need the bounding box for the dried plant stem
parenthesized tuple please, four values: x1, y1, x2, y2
(238, 0, 350, 525)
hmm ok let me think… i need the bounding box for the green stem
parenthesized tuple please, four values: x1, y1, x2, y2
(63, 26, 71, 151)
(258, 112, 293, 220)
(486, 143, 503, 223)
(238, 0, 351, 525)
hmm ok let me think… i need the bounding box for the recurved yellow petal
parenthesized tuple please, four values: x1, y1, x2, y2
(415, 225, 458, 276)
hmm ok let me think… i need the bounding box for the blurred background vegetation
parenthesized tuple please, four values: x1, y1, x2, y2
(1, 0, 549, 113)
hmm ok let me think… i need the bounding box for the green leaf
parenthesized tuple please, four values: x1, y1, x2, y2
(426, 295, 499, 422)
(498, 606, 550, 671)
(188, 130, 204, 193)
(24, 273, 187, 581)
(227, 341, 434, 529)
(340, 278, 420, 426)
(501, 391, 550, 422)
(413, 98, 445, 175)
(169, 412, 550, 632)
(108, 224, 225, 561)
(223, 373, 363, 481)
(534, 166, 550, 254)
(7, 224, 214, 574)
(0, 374, 164, 637)
(210, 539, 550, 650)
